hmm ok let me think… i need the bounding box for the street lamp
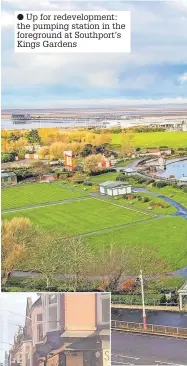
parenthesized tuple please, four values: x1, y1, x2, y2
(139, 270, 147, 330)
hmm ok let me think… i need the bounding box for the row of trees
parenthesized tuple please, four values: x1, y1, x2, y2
(2, 217, 168, 292)
(2, 129, 112, 154)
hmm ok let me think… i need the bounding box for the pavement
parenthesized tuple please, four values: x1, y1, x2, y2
(111, 331, 187, 365)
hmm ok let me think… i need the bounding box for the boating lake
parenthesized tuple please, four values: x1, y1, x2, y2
(158, 159, 187, 180)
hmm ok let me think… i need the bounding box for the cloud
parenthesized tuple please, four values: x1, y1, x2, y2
(1, 11, 14, 27)
(2, 96, 187, 109)
(179, 72, 187, 84)
(1, 1, 187, 107)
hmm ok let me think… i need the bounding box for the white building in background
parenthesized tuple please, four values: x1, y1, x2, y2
(178, 282, 187, 310)
(99, 181, 132, 196)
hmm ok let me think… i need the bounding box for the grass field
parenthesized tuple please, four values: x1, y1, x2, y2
(109, 193, 176, 214)
(2, 197, 149, 236)
(86, 216, 187, 270)
(2, 178, 187, 273)
(89, 172, 119, 183)
(150, 186, 187, 208)
(2, 182, 86, 210)
(111, 132, 187, 148)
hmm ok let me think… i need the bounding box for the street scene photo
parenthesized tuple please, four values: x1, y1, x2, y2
(0, 292, 110, 366)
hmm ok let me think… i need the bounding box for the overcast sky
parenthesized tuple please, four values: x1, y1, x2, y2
(0, 293, 38, 364)
(1, 0, 187, 108)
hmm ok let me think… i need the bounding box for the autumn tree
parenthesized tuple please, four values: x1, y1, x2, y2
(83, 154, 102, 174)
(7, 138, 28, 154)
(49, 142, 67, 159)
(37, 146, 49, 159)
(120, 134, 134, 158)
(1, 217, 33, 284)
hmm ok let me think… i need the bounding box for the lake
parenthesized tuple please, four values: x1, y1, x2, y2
(158, 159, 187, 180)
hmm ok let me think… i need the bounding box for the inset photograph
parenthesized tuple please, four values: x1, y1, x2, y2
(0, 292, 110, 366)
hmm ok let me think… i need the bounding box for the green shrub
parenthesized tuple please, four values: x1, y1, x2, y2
(83, 181, 93, 186)
(1, 152, 16, 163)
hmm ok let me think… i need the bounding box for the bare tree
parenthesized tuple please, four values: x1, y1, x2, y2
(97, 243, 168, 292)
(62, 237, 95, 291)
(27, 231, 64, 287)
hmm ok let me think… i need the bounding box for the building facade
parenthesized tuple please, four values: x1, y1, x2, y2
(99, 181, 132, 196)
(1, 172, 17, 186)
(9, 294, 110, 366)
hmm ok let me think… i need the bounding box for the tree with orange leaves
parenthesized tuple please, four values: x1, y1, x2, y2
(1, 217, 34, 284)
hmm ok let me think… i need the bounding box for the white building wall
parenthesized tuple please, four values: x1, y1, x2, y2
(107, 189, 113, 196)
(100, 187, 105, 194)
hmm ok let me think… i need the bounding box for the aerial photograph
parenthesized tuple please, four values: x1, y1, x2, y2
(1, 0, 187, 365)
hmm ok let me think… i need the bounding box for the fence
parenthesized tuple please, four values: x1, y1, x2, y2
(111, 320, 187, 337)
(111, 299, 179, 307)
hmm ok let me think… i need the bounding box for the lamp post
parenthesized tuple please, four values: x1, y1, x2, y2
(139, 270, 147, 330)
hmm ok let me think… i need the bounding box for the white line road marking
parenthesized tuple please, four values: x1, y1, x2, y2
(155, 362, 184, 366)
(112, 362, 132, 365)
(112, 354, 140, 360)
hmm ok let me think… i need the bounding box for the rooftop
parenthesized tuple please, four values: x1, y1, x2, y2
(1, 172, 16, 177)
(124, 168, 135, 173)
(178, 282, 187, 293)
(99, 181, 130, 188)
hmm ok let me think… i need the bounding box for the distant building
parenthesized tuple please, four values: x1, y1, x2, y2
(98, 155, 115, 169)
(123, 168, 136, 176)
(11, 114, 31, 120)
(179, 176, 187, 184)
(160, 148, 172, 156)
(99, 181, 132, 196)
(146, 149, 161, 157)
(15, 155, 25, 161)
(158, 157, 166, 170)
(64, 151, 77, 171)
(25, 154, 39, 160)
(4, 351, 9, 366)
(1, 172, 17, 186)
(178, 282, 187, 310)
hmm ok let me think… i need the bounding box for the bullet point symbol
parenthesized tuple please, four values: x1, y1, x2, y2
(17, 14, 24, 20)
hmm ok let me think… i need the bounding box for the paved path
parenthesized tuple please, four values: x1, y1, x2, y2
(111, 331, 187, 365)
(2, 195, 91, 213)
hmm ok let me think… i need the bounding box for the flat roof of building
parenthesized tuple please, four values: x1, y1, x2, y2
(1, 172, 16, 177)
(99, 181, 131, 188)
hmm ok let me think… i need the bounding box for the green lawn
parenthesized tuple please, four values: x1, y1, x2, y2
(89, 172, 119, 183)
(2, 182, 86, 210)
(109, 193, 176, 215)
(150, 186, 187, 208)
(112, 132, 187, 148)
(86, 216, 187, 270)
(2, 198, 150, 236)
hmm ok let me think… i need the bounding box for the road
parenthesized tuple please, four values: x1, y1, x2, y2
(111, 331, 187, 365)
(112, 309, 187, 328)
